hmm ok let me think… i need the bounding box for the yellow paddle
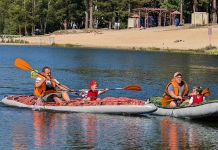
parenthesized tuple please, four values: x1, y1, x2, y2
(14, 58, 78, 94)
(14, 58, 35, 72)
(14, 58, 142, 94)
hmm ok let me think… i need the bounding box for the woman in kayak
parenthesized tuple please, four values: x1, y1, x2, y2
(80, 80, 108, 101)
(34, 66, 71, 105)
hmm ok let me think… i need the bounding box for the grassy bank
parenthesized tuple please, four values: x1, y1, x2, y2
(51, 43, 218, 55)
(135, 45, 218, 55)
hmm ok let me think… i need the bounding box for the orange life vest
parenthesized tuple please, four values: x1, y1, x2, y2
(33, 75, 57, 96)
(161, 78, 188, 107)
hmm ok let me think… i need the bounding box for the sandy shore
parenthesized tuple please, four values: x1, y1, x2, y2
(7, 25, 218, 51)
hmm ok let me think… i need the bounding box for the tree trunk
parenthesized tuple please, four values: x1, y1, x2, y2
(89, 0, 93, 29)
(85, 0, 89, 29)
(24, 24, 28, 35)
(193, 0, 198, 12)
(44, 22, 47, 34)
(19, 25, 21, 35)
(180, 0, 183, 25)
(23, 0, 27, 35)
(44, 0, 51, 34)
(109, 21, 111, 29)
(94, 2, 98, 28)
(32, 0, 36, 35)
(212, 0, 217, 24)
(85, 11, 89, 29)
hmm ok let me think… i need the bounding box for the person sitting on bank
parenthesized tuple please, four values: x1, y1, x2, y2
(34, 66, 71, 105)
(80, 80, 108, 101)
(161, 72, 189, 108)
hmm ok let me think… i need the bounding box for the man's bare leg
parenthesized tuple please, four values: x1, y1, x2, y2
(169, 101, 177, 108)
(62, 91, 71, 102)
(53, 97, 64, 105)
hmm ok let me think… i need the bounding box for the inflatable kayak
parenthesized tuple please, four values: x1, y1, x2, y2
(1, 95, 157, 115)
(150, 97, 218, 119)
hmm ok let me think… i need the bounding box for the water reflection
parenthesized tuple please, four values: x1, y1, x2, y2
(1, 46, 218, 149)
(6, 110, 218, 149)
(83, 115, 97, 148)
(33, 111, 50, 148)
(12, 126, 29, 150)
(159, 117, 216, 150)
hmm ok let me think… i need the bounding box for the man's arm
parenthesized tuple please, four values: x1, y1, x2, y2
(168, 90, 182, 100)
(98, 88, 109, 95)
(35, 77, 46, 88)
(168, 84, 182, 100)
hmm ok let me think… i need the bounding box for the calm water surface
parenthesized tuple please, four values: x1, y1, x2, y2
(0, 45, 218, 149)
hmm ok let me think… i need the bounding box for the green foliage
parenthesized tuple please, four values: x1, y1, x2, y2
(159, 0, 180, 9)
(0, 0, 216, 34)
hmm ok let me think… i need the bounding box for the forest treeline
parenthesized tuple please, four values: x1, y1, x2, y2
(0, 0, 217, 35)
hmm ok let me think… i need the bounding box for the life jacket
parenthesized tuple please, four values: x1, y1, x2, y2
(192, 95, 203, 104)
(161, 78, 189, 107)
(33, 75, 57, 96)
(87, 90, 98, 101)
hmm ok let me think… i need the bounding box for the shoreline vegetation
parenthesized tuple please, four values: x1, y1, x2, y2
(1, 25, 218, 55)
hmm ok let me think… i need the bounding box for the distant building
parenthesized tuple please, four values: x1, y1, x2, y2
(129, 7, 182, 28)
(191, 12, 209, 25)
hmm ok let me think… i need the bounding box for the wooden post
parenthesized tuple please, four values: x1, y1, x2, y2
(164, 13, 166, 26)
(158, 12, 161, 26)
(138, 10, 141, 28)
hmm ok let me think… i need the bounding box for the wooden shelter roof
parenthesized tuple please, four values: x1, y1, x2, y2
(133, 7, 176, 13)
(171, 10, 181, 14)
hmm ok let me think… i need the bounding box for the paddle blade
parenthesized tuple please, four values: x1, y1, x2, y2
(123, 85, 142, 91)
(14, 58, 33, 71)
(202, 87, 210, 96)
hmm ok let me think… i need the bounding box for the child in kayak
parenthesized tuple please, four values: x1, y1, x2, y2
(183, 86, 205, 106)
(80, 80, 108, 101)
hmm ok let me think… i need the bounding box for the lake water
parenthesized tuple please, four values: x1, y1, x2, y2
(0, 45, 218, 149)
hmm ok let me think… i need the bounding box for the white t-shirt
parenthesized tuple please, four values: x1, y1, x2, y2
(35, 77, 59, 88)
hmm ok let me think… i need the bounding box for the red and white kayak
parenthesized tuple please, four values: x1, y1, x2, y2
(1, 95, 157, 115)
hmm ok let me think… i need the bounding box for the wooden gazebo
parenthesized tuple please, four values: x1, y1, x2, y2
(171, 10, 181, 25)
(132, 7, 179, 27)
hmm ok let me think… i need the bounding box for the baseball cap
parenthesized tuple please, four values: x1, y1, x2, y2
(89, 80, 98, 89)
(174, 72, 182, 77)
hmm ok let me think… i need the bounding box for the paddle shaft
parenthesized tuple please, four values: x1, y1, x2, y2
(14, 58, 79, 95)
(78, 88, 133, 92)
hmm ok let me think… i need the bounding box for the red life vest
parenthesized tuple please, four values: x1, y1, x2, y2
(87, 90, 98, 101)
(192, 95, 203, 104)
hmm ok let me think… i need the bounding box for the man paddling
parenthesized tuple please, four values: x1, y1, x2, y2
(161, 72, 189, 108)
(34, 66, 71, 105)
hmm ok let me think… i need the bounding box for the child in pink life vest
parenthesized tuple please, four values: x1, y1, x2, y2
(80, 80, 108, 101)
(187, 86, 205, 106)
